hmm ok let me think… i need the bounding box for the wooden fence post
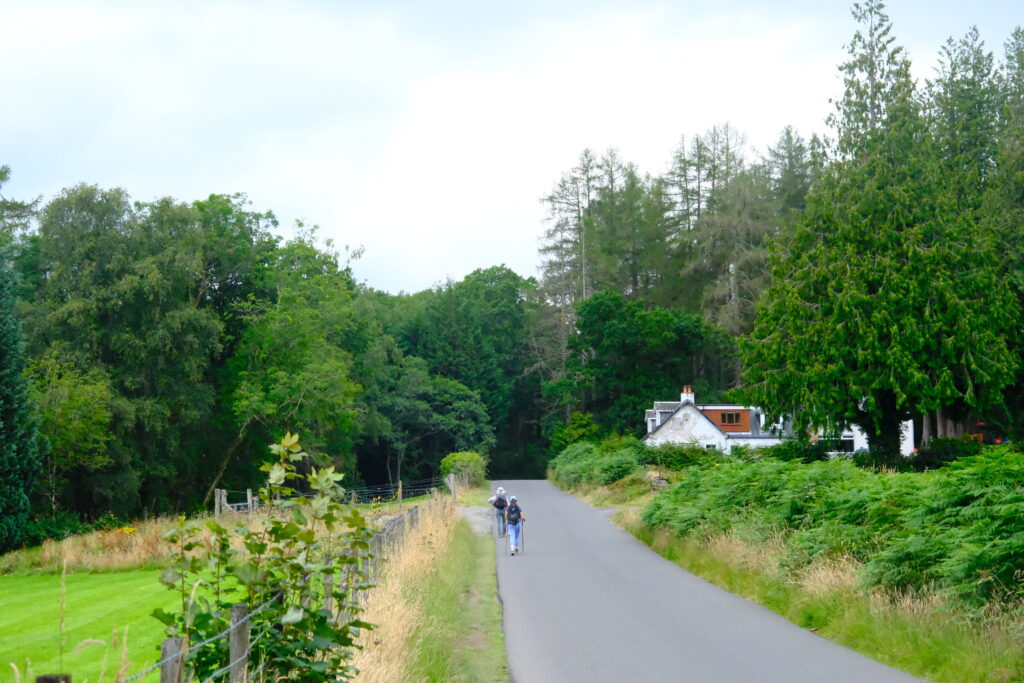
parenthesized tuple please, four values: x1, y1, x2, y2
(36, 676, 71, 683)
(350, 490, 358, 505)
(214, 488, 222, 518)
(160, 637, 186, 683)
(397, 480, 403, 503)
(229, 604, 249, 683)
(246, 488, 253, 513)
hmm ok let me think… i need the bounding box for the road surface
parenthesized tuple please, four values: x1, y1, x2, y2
(489, 479, 925, 683)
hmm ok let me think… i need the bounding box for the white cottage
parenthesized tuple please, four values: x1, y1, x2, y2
(643, 386, 915, 455)
(644, 386, 784, 453)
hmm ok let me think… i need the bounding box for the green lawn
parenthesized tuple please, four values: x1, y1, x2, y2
(0, 570, 176, 682)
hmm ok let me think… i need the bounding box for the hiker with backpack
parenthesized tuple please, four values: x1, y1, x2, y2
(505, 495, 525, 555)
(488, 486, 508, 537)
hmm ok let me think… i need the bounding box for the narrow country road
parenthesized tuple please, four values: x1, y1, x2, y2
(490, 479, 925, 683)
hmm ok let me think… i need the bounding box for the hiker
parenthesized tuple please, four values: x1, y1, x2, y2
(505, 495, 525, 555)
(488, 486, 508, 537)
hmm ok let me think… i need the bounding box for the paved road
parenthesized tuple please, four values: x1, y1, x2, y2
(491, 480, 925, 683)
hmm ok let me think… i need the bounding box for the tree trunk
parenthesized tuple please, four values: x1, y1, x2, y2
(202, 421, 251, 508)
(920, 411, 933, 448)
(863, 391, 904, 466)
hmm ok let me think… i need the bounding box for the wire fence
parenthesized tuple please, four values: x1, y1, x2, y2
(214, 475, 451, 516)
(70, 474, 465, 683)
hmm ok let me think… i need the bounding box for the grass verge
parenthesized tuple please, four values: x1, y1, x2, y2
(0, 569, 175, 682)
(353, 494, 506, 682)
(618, 509, 1024, 683)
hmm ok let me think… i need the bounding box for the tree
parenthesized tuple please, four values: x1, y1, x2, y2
(742, 1, 1019, 462)
(0, 165, 36, 242)
(765, 126, 815, 216)
(20, 187, 283, 516)
(26, 352, 113, 514)
(681, 166, 778, 338)
(552, 290, 713, 436)
(355, 349, 494, 484)
(396, 266, 542, 476)
(225, 236, 366, 495)
(927, 27, 1000, 216)
(0, 250, 40, 551)
(540, 149, 598, 309)
(983, 27, 1024, 437)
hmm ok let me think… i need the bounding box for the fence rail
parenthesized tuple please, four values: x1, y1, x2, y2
(39, 475, 466, 683)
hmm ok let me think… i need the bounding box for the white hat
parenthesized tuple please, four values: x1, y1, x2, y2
(509, 495, 517, 501)
(496, 486, 505, 494)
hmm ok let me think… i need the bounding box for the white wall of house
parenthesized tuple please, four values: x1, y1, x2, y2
(729, 437, 785, 451)
(646, 404, 728, 450)
(848, 421, 915, 456)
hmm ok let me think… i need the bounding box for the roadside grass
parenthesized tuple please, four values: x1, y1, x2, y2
(0, 569, 174, 682)
(462, 485, 494, 507)
(353, 491, 507, 682)
(619, 510, 1024, 683)
(570, 471, 658, 508)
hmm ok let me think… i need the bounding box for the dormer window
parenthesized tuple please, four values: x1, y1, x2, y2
(722, 412, 741, 424)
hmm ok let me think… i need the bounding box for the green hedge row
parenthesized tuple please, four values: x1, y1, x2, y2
(547, 436, 715, 489)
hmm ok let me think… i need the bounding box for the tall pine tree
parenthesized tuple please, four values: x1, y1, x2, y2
(0, 248, 39, 550)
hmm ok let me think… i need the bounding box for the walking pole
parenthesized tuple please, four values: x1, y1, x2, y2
(504, 525, 509, 556)
(521, 520, 525, 554)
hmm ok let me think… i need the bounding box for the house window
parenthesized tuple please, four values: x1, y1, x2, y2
(705, 444, 717, 450)
(721, 412, 741, 424)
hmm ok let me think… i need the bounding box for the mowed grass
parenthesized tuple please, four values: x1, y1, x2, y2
(0, 570, 176, 682)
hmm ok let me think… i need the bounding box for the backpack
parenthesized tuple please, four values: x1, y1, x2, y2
(506, 504, 521, 525)
(493, 494, 507, 510)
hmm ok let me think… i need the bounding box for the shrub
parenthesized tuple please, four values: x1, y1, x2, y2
(21, 511, 92, 546)
(761, 440, 832, 463)
(547, 438, 643, 489)
(548, 411, 600, 454)
(597, 453, 640, 485)
(852, 448, 913, 471)
(642, 442, 715, 470)
(440, 451, 488, 486)
(156, 433, 374, 679)
(906, 437, 982, 471)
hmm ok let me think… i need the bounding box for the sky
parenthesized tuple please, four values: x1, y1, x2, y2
(1, 0, 1020, 293)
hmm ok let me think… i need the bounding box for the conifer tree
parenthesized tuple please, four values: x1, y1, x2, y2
(0, 249, 39, 551)
(742, 1, 1019, 461)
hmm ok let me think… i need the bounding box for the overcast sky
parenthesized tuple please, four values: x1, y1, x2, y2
(2, 1, 1019, 293)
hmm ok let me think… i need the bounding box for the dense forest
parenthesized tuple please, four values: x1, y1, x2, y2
(1, 1, 1023, 549)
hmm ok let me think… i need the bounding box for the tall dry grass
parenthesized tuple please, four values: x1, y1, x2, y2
(16, 512, 270, 572)
(351, 497, 456, 682)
